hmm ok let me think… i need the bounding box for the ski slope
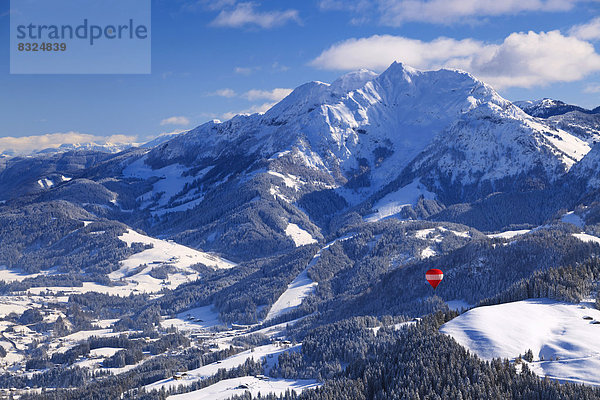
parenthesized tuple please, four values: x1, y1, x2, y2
(441, 299, 600, 385)
(265, 234, 354, 321)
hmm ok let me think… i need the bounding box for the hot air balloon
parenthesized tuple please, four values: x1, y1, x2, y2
(426, 268, 443, 289)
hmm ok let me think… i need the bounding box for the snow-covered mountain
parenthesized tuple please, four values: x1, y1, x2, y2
(149, 63, 512, 197)
(134, 63, 595, 213)
(514, 98, 598, 119)
(514, 98, 600, 145)
(15, 62, 595, 259)
(35, 142, 135, 155)
(402, 99, 590, 203)
(570, 142, 600, 190)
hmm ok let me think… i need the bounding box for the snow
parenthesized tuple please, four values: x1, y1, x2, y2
(265, 235, 354, 321)
(528, 118, 591, 168)
(270, 186, 292, 203)
(122, 156, 210, 213)
(63, 329, 123, 342)
(450, 230, 471, 238)
(285, 223, 317, 247)
(420, 246, 436, 259)
(0, 266, 44, 282)
(166, 377, 319, 400)
(266, 268, 317, 321)
(414, 228, 438, 240)
(107, 229, 236, 292)
(573, 233, 600, 245)
(161, 305, 222, 331)
(89, 347, 123, 358)
(440, 299, 600, 385)
(0, 296, 43, 317)
(146, 344, 302, 392)
(118, 229, 236, 270)
(562, 211, 585, 228)
(486, 229, 531, 239)
(445, 299, 473, 311)
(267, 171, 303, 190)
(365, 179, 435, 222)
(37, 178, 54, 189)
(368, 320, 417, 336)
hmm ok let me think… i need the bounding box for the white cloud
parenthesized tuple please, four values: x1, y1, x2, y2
(271, 62, 290, 72)
(180, 0, 236, 13)
(570, 17, 600, 40)
(242, 88, 292, 101)
(584, 83, 600, 93)
(210, 88, 237, 98)
(221, 102, 276, 120)
(234, 66, 254, 75)
(0, 132, 137, 155)
(160, 116, 190, 126)
(209, 87, 292, 105)
(211, 2, 300, 29)
(311, 30, 600, 89)
(320, 0, 591, 25)
(379, 0, 580, 25)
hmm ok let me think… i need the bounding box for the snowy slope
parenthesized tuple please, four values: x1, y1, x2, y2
(365, 179, 435, 222)
(160, 305, 222, 331)
(145, 62, 520, 203)
(405, 100, 590, 203)
(146, 344, 302, 392)
(441, 299, 600, 385)
(265, 268, 317, 321)
(167, 377, 319, 400)
(570, 143, 600, 189)
(572, 233, 600, 245)
(108, 229, 236, 291)
(486, 229, 531, 239)
(266, 235, 355, 321)
(285, 223, 317, 247)
(548, 111, 600, 145)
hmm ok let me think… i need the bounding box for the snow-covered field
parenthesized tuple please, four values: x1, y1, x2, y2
(445, 299, 473, 311)
(146, 343, 301, 392)
(285, 223, 317, 247)
(365, 179, 435, 222)
(486, 229, 531, 239)
(161, 305, 223, 331)
(0, 266, 46, 283)
(122, 156, 203, 213)
(107, 229, 236, 292)
(441, 299, 600, 385)
(573, 233, 600, 245)
(167, 376, 319, 400)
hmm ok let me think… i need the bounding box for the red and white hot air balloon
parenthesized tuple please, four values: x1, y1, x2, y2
(426, 268, 443, 289)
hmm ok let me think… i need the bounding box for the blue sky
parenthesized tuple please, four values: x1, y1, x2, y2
(1, 0, 599, 153)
